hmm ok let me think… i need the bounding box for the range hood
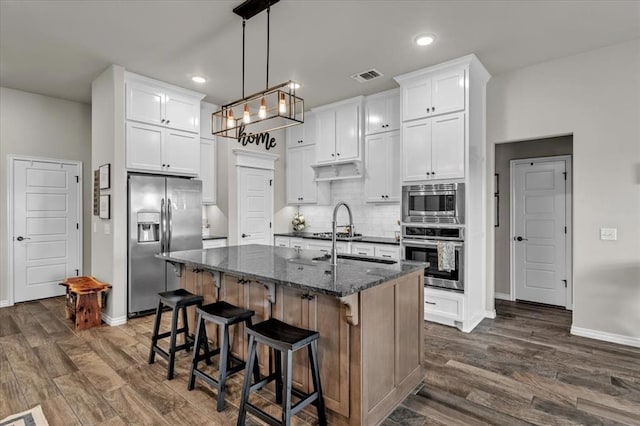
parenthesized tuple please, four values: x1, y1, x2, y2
(311, 159, 363, 181)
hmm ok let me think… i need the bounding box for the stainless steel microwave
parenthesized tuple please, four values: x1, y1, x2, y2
(402, 183, 465, 223)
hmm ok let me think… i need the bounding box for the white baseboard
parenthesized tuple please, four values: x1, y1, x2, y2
(485, 309, 496, 319)
(102, 312, 127, 326)
(0, 300, 13, 308)
(494, 292, 512, 301)
(571, 326, 640, 349)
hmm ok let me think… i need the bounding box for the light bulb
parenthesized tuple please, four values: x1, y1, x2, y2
(279, 93, 287, 114)
(226, 110, 235, 128)
(243, 104, 251, 124)
(259, 97, 267, 119)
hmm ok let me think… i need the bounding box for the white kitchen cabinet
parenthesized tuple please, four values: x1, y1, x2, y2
(274, 237, 290, 247)
(374, 245, 400, 260)
(401, 112, 464, 182)
(200, 101, 219, 138)
(365, 89, 400, 135)
(401, 68, 465, 122)
(306, 240, 349, 254)
(200, 139, 216, 204)
(203, 238, 227, 249)
(351, 242, 375, 256)
(126, 79, 201, 133)
(364, 130, 400, 203)
(424, 287, 464, 322)
(314, 98, 362, 164)
(126, 121, 200, 176)
(287, 145, 322, 204)
(289, 238, 305, 250)
(286, 112, 316, 148)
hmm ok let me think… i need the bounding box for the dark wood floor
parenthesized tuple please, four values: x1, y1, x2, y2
(1, 298, 639, 425)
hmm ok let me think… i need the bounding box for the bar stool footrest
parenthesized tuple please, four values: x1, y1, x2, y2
(291, 391, 318, 416)
(245, 403, 283, 426)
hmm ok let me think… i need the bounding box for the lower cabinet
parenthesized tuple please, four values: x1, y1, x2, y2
(424, 287, 464, 322)
(202, 238, 226, 249)
(274, 236, 290, 247)
(274, 236, 398, 259)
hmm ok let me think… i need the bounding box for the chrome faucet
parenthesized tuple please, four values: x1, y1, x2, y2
(331, 201, 354, 266)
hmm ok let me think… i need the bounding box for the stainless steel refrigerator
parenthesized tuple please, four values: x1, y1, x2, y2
(128, 174, 202, 316)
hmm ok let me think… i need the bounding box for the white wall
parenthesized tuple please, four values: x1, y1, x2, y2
(0, 87, 91, 304)
(487, 39, 640, 341)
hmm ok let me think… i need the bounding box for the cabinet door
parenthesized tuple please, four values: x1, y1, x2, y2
(365, 97, 387, 135)
(431, 112, 465, 180)
(274, 237, 290, 247)
(164, 129, 200, 176)
(315, 110, 336, 163)
(200, 139, 216, 204)
(164, 91, 200, 133)
(286, 147, 303, 204)
(364, 134, 388, 202)
(335, 102, 360, 160)
(402, 79, 431, 122)
(126, 121, 163, 172)
(290, 238, 305, 249)
(200, 102, 219, 137)
(351, 243, 375, 256)
(402, 119, 431, 182)
(305, 240, 331, 254)
(387, 131, 401, 202)
(386, 93, 401, 131)
(286, 123, 304, 148)
(431, 68, 465, 116)
(374, 245, 400, 260)
(303, 111, 316, 145)
(126, 82, 164, 126)
(299, 145, 318, 203)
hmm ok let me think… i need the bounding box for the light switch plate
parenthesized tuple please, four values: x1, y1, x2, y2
(600, 228, 617, 241)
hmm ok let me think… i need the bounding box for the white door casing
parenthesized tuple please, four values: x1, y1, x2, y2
(511, 157, 572, 308)
(9, 157, 82, 303)
(238, 167, 273, 245)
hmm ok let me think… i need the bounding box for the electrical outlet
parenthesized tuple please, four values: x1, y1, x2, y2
(600, 228, 617, 241)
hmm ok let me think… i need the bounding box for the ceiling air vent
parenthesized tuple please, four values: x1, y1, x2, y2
(351, 69, 383, 83)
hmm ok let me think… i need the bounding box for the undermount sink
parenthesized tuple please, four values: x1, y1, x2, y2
(312, 253, 397, 265)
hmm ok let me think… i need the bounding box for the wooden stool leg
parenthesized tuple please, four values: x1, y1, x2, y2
(148, 300, 163, 364)
(237, 334, 257, 426)
(282, 349, 293, 426)
(188, 313, 205, 391)
(309, 341, 327, 426)
(167, 306, 180, 380)
(216, 324, 230, 412)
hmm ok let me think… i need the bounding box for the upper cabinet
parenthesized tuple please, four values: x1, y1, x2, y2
(365, 130, 400, 202)
(401, 68, 465, 122)
(200, 101, 219, 139)
(200, 139, 216, 204)
(126, 80, 201, 133)
(313, 97, 363, 164)
(124, 73, 204, 177)
(286, 112, 316, 148)
(365, 89, 400, 135)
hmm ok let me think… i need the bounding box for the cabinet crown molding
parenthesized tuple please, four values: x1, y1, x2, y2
(310, 95, 364, 112)
(394, 53, 489, 85)
(125, 71, 206, 100)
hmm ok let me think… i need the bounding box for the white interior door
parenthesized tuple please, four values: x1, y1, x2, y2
(238, 167, 273, 245)
(512, 159, 567, 307)
(12, 158, 81, 303)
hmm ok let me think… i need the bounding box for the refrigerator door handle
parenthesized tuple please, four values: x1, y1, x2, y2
(167, 198, 173, 252)
(160, 198, 166, 252)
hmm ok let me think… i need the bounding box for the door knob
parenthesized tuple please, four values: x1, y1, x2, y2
(242, 233, 251, 238)
(515, 236, 528, 241)
(16, 236, 30, 241)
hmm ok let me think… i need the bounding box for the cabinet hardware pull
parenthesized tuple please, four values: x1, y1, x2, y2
(336, 153, 340, 156)
(161, 119, 166, 123)
(166, 120, 170, 124)
(162, 164, 166, 167)
(425, 301, 437, 305)
(167, 164, 170, 168)
(331, 153, 335, 157)
(382, 255, 391, 258)
(432, 106, 435, 112)
(426, 108, 430, 113)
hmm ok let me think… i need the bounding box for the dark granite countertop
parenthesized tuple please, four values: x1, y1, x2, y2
(202, 235, 227, 241)
(157, 244, 424, 297)
(274, 232, 399, 246)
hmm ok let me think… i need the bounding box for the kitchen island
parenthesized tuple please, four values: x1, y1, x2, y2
(157, 244, 425, 425)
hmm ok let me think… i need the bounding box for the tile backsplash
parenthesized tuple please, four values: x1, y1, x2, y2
(295, 180, 401, 238)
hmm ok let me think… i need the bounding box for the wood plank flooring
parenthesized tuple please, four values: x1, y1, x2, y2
(1, 298, 638, 425)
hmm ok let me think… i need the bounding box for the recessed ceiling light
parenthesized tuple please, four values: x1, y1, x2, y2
(192, 75, 207, 84)
(415, 33, 436, 46)
(289, 82, 301, 89)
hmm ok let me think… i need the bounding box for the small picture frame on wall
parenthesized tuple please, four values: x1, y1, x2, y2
(99, 163, 111, 189)
(99, 194, 110, 219)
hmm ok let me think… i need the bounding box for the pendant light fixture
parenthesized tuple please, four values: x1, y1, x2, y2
(212, 0, 303, 139)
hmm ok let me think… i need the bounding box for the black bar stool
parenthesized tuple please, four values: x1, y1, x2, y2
(237, 318, 327, 426)
(188, 301, 260, 412)
(148, 289, 203, 380)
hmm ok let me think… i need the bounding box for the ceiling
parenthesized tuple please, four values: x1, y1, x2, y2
(1, 1, 639, 108)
